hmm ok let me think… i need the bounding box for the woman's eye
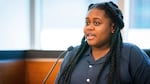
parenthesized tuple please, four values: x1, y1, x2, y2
(85, 22, 90, 26)
(94, 22, 100, 26)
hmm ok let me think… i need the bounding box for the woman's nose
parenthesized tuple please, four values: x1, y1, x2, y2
(86, 24, 94, 30)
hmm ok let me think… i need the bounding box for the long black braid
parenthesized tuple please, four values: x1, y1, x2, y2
(92, 2, 124, 84)
(57, 1, 124, 84)
(58, 36, 89, 84)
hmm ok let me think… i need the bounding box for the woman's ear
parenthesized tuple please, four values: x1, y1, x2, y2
(111, 23, 115, 33)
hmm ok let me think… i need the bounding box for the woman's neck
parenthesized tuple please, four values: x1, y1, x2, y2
(91, 45, 110, 61)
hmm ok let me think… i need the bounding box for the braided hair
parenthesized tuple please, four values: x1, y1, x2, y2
(57, 1, 124, 84)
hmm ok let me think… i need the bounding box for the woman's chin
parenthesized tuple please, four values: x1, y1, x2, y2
(87, 41, 96, 46)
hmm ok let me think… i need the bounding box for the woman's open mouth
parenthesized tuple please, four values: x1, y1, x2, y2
(86, 33, 96, 40)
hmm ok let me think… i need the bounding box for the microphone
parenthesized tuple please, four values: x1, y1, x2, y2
(42, 46, 74, 84)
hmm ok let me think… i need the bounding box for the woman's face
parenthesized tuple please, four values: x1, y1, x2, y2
(84, 8, 114, 48)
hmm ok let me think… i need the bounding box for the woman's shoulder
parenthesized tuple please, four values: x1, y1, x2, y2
(122, 44, 150, 83)
(122, 42, 149, 60)
(121, 43, 145, 58)
(63, 45, 80, 60)
(123, 42, 139, 48)
(122, 42, 142, 51)
(68, 45, 80, 55)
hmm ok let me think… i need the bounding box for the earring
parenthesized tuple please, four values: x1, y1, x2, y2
(111, 28, 116, 34)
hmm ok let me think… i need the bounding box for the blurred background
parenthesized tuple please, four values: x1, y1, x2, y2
(0, 0, 150, 84)
(0, 0, 150, 50)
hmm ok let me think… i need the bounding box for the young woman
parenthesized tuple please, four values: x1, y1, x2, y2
(55, 1, 150, 84)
